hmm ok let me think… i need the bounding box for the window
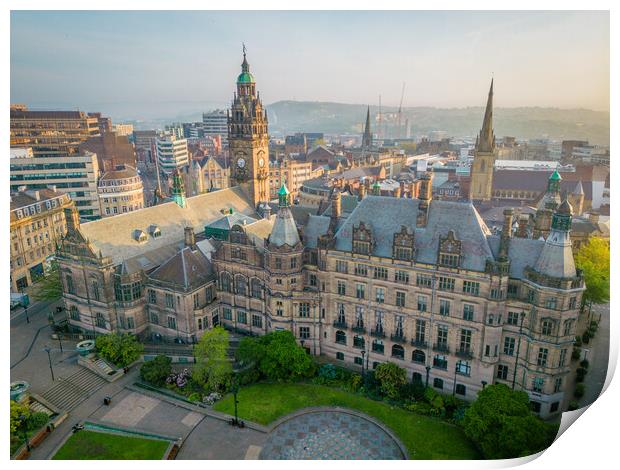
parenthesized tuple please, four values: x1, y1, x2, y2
(394, 291, 406, 307)
(355, 264, 368, 276)
(66, 274, 75, 295)
(276, 301, 284, 316)
(252, 314, 263, 328)
(395, 246, 412, 261)
(251, 279, 262, 298)
(372, 339, 384, 354)
(395, 270, 409, 284)
(337, 281, 346, 296)
(309, 274, 317, 287)
(354, 306, 364, 329)
(497, 364, 509, 380)
(165, 293, 174, 308)
(537, 348, 548, 367)
(550, 401, 560, 413)
(236, 276, 247, 296)
(336, 330, 347, 345)
(375, 288, 385, 303)
(459, 329, 472, 353)
(554, 377, 563, 393)
(336, 260, 348, 273)
(438, 276, 455, 291)
(335, 352, 345, 360)
(336, 303, 346, 324)
(541, 320, 553, 335)
(507, 311, 520, 325)
(168, 316, 177, 330)
(220, 273, 232, 292)
(127, 317, 135, 329)
(439, 253, 459, 267)
(353, 240, 370, 255)
(415, 320, 426, 344)
(412, 350, 426, 364)
(290, 257, 297, 269)
(275, 257, 282, 269)
(504, 337, 515, 356)
(527, 289, 536, 303)
(546, 297, 557, 309)
(194, 293, 200, 309)
(374, 267, 388, 280)
(532, 377, 544, 393)
(436, 325, 449, 349)
(569, 297, 577, 309)
(150, 312, 159, 325)
(455, 384, 466, 396)
(439, 299, 450, 316)
(416, 274, 432, 287)
(433, 354, 447, 370)
(69, 306, 80, 321)
(96, 312, 106, 328)
(148, 289, 157, 304)
(412, 372, 423, 383)
(299, 302, 310, 318)
(417, 295, 427, 311)
(463, 304, 474, 321)
(356, 284, 365, 299)
(353, 335, 365, 349)
(462, 281, 480, 295)
(563, 320, 573, 336)
(237, 310, 247, 324)
(559, 348, 567, 367)
(392, 344, 405, 359)
(354, 356, 363, 365)
(433, 378, 444, 389)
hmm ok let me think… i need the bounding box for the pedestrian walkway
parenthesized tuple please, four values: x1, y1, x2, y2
(41, 368, 107, 412)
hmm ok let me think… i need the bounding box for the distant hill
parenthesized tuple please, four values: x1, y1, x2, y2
(266, 101, 610, 145)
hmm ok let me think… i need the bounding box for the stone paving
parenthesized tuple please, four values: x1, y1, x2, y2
(259, 411, 405, 460)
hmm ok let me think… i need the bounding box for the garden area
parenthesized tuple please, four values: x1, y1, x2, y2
(52, 430, 169, 460)
(10, 400, 50, 456)
(135, 327, 558, 460)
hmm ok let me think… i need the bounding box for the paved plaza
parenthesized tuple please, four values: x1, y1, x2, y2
(259, 411, 405, 460)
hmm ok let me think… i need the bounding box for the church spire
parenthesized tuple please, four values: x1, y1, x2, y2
(362, 106, 372, 149)
(476, 78, 495, 153)
(241, 43, 249, 73)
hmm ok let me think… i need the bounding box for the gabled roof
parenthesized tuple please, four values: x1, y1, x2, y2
(268, 207, 301, 247)
(149, 246, 214, 290)
(207, 212, 258, 231)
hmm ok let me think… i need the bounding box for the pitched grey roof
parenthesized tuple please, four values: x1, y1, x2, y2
(488, 235, 546, 279)
(320, 194, 359, 217)
(303, 215, 331, 248)
(207, 212, 258, 230)
(268, 207, 301, 247)
(149, 246, 214, 290)
(333, 196, 494, 272)
(534, 231, 577, 279)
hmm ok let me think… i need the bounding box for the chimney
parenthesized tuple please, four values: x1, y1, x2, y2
(64, 205, 80, 233)
(331, 190, 342, 219)
(589, 211, 600, 225)
(499, 208, 514, 258)
(358, 183, 366, 201)
(184, 226, 196, 249)
(516, 215, 529, 238)
(417, 173, 433, 227)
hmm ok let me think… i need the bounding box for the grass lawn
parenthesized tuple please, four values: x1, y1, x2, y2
(52, 430, 169, 460)
(213, 382, 480, 460)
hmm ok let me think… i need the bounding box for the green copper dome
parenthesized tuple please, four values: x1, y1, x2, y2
(278, 183, 290, 196)
(237, 71, 255, 83)
(549, 170, 561, 181)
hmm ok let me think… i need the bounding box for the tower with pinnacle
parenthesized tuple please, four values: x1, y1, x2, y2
(469, 79, 497, 202)
(228, 45, 270, 210)
(362, 106, 373, 150)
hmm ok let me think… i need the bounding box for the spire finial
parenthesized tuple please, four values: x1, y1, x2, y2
(476, 78, 495, 153)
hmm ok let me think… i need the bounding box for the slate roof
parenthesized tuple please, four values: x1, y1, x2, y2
(207, 212, 258, 230)
(303, 215, 331, 248)
(100, 164, 139, 181)
(333, 196, 494, 272)
(488, 235, 545, 279)
(268, 207, 301, 247)
(320, 194, 359, 217)
(149, 246, 214, 290)
(79, 186, 257, 265)
(493, 170, 594, 201)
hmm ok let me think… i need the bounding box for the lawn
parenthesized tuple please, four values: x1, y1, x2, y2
(213, 382, 480, 460)
(52, 430, 170, 460)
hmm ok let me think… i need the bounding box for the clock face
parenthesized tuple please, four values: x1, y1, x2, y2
(258, 157, 265, 168)
(237, 158, 246, 169)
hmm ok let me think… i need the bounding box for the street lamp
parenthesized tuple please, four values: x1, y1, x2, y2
(361, 349, 366, 380)
(24, 306, 30, 324)
(425, 365, 431, 389)
(453, 363, 458, 396)
(512, 311, 527, 390)
(231, 375, 240, 427)
(44, 345, 55, 381)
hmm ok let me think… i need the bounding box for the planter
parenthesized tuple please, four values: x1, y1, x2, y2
(76, 339, 96, 357)
(10, 381, 30, 401)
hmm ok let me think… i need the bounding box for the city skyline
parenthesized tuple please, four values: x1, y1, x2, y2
(11, 10, 610, 120)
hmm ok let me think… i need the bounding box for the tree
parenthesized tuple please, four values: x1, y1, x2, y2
(193, 326, 232, 392)
(95, 333, 144, 367)
(574, 237, 610, 305)
(374, 362, 407, 400)
(462, 384, 558, 459)
(140, 355, 172, 386)
(10, 401, 30, 435)
(31, 260, 62, 302)
(254, 331, 315, 381)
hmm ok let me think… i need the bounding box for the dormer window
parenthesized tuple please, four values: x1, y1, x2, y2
(438, 230, 461, 268)
(133, 230, 148, 243)
(352, 222, 373, 255)
(393, 225, 415, 261)
(149, 225, 161, 238)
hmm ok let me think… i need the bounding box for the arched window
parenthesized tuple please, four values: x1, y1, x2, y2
(91, 279, 100, 302)
(235, 275, 247, 296)
(95, 312, 106, 329)
(335, 330, 347, 345)
(353, 335, 365, 349)
(220, 272, 232, 292)
(412, 349, 426, 364)
(392, 344, 405, 360)
(488, 314, 494, 325)
(66, 274, 75, 295)
(372, 339, 384, 354)
(412, 372, 423, 383)
(251, 278, 262, 299)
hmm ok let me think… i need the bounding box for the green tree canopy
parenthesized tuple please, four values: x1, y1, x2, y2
(462, 384, 558, 459)
(95, 333, 144, 367)
(374, 362, 407, 400)
(10, 401, 30, 435)
(575, 237, 610, 305)
(193, 326, 232, 392)
(140, 355, 172, 386)
(31, 260, 62, 302)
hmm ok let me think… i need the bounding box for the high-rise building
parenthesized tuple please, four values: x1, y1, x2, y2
(469, 79, 497, 201)
(113, 123, 134, 137)
(98, 164, 145, 217)
(10, 106, 100, 158)
(228, 49, 270, 210)
(10, 148, 101, 220)
(10, 187, 74, 291)
(156, 134, 189, 174)
(203, 110, 228, 145)
(133, 130, 160, 165)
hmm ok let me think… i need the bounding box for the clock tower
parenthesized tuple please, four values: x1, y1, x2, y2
(228, 46, 270, 210)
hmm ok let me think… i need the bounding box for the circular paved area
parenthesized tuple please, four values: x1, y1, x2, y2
(259, 410, 405, 460)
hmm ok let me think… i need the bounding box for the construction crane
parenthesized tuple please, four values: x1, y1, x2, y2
(397, 82, 406, 139)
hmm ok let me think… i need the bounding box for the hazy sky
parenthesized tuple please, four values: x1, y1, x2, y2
(11, 10, 610, 117)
